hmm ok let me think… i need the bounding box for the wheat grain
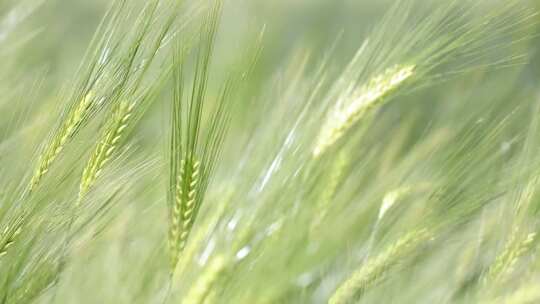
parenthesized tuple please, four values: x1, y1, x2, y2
(314, 65, 414, 157)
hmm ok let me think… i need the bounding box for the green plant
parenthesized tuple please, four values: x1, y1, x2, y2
(1, 0, 540, 303)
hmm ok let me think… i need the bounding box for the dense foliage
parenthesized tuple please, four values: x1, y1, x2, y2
(1, 0, 540, 303)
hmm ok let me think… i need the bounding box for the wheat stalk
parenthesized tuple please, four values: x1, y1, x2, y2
(314, 65, 414, 157)
(182, 255, 227, 304)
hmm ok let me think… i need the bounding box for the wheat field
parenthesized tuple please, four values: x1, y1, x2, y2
(1, 0, 540, 303)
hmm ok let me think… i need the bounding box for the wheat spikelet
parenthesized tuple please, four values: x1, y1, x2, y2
(78, 100, 135, 200)
(313, 65, 414, 157)
(503, 233, 536, 273)
(329, 228, 430, 304)
(29, 91, 95, 192)
(0, 226, 22, 258)
(485, 228, 536, 284)
(484, 227, 517, 284)
(182, 255, 227, 304)
(169, 158, 201, 269)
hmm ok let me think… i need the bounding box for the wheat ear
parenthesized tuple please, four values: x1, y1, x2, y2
(167, 0, 228, 271)
(329, 228, 430, 304)
(78, 100, 135, 200)
(174, 191, 231, 277)
(314, 65, 414, 157)
(169, 158, 201, 269)
(484, 227, 536, 284)
(29, 91, 95, 192)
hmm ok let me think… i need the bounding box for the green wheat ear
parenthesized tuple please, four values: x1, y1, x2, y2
(167, 0, 262, 272)
(29, 91, 95, 192)
(77, 1, 187, 202)
(78, 100, 135, 201)
(484, 227, 537, 285)
(28, 0, 181, 195)
(167, 0, 224, 271)
(78, 69, 174, 203)
(314, 65, 414, 158)
(173, 189, 231, 277)
(169, 158, 201, 267)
